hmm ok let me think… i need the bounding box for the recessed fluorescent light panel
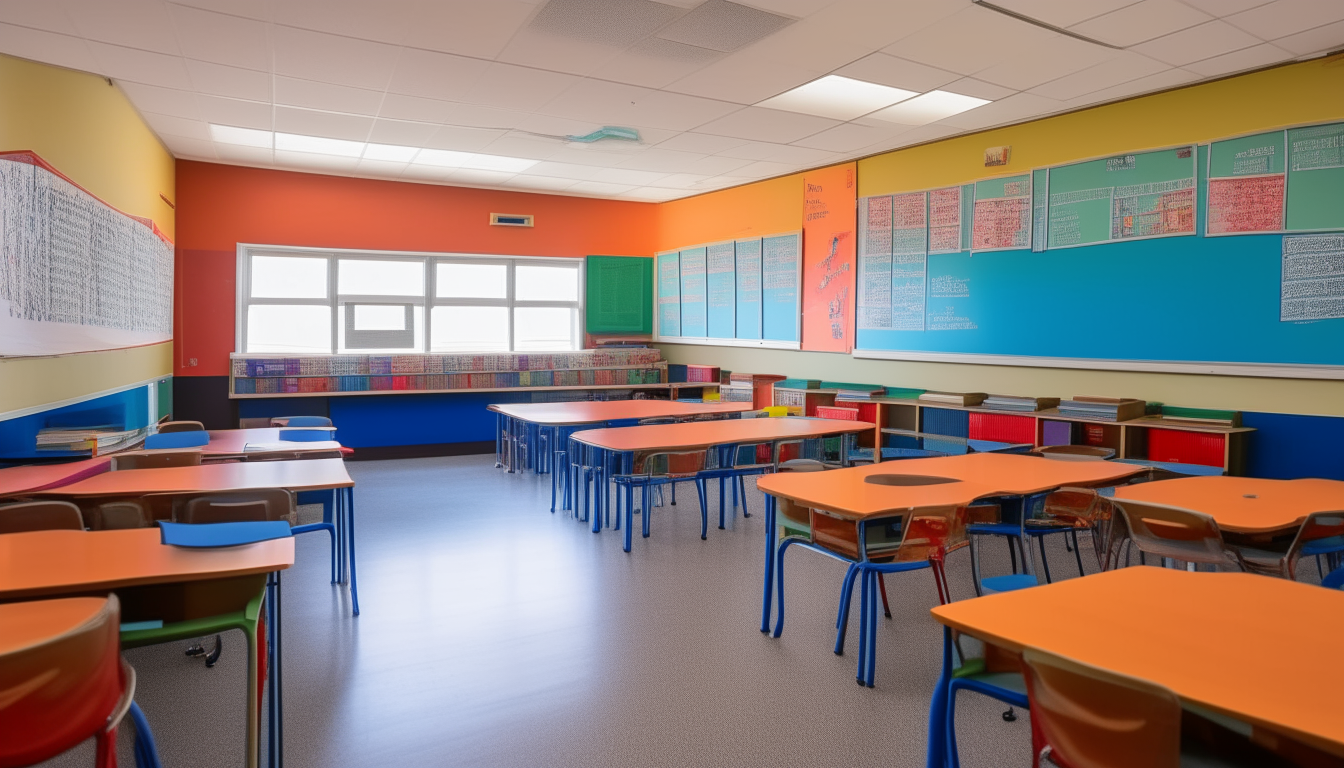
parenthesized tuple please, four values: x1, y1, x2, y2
(414, 149, 537, 173)
(870, 90, 990, 126)
(275, 133, 365, 157)
(206, 125, 537, 174)
(363, 143, 420, 162)
(756, 75, 917, 120)
(210, 124, 273, 148)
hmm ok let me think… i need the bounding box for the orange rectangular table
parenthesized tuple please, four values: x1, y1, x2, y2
(1114, 475, 1344, 536)
(0, 456, 111, 499)
(926, 567, 1344, 766)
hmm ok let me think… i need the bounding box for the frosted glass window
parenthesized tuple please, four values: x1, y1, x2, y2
(514, 307, 576, 351)
(353, 304, 406, 330)
(437, 263, 507, 298)
(431, 306, 509, 352)
(515, 265, 579, 301)
(246, 305, 331, 352)
(251, 255, 327, 298)
(338, 259, 424, 296)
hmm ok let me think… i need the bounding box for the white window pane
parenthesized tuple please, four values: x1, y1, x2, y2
(247, 305, 331, 353)
(515, 307, 576, 351)
(251, 255, 327, 298)
(353, 304, 406, 330)
(515, 264, 579, 301)
(437, 262, 506, 298)
(431, 306, 509, 352)
(338, 307, 423, 353)
(338, 259, 424, 296)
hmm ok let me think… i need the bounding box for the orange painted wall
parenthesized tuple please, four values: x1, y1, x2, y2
(174, 160, 657, 377)
(654, 172, 805, 249)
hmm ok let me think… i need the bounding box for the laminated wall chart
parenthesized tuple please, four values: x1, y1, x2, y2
(655, 232, 800, 346)
(0, 151, 173, 356)
(854, 119, 1344, 371)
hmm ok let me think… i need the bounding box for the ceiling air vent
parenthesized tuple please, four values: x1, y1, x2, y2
(491, 213, 534, 227)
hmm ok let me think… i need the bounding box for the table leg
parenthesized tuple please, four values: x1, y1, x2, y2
(347, 487, 360, 617)
(926, 626, 953, 768)
(266, 570, 284, 768)
(495, 414, 503, 468)
(760, 494, 776, 633)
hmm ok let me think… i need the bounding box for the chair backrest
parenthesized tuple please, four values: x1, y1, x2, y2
(1022, 647, 1181, 768)
(82, 500, 151, 530)
(1116, 500, 1231, 566)
(0, 501, 84, 533)
(888, 505, 969, 563)
(1037, 488, 1123, 571)
(0, 595, 125, 767)
(1323, 565, 1344, 590)
(1034, 445, 1116, 460)
(273, 416, 332, 427)
(278, 428, 332, 443)
(777, 458, 827, 472)
(631, 449, 708, 478)
(177, 489, 296, 525)
(156, 420, 205, 433)
(1285, 511, 1344, 570)
(111, 450, 202, 470)
(144, 430, 209, 450)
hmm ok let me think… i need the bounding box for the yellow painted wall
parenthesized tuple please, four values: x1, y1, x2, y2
(658, 57, 1344, 417)
(0, 53, 175, 416)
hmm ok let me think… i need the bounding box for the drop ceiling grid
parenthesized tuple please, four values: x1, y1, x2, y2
(0, 0, 1335, 200)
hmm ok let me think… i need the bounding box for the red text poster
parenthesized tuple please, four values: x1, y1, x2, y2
(802, 163, 857, 352)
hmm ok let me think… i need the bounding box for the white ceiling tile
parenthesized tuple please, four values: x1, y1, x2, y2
(540, 79, 742, 133)
(67, 0, 179, 55)
(596, 41, 724, 89)
(652, 132, 749, 154)
(567, 181, 637, 196)
(406, 0, 537, 59)
(510, 113, 607, 138)
(272, 26, 400, 91)
(615, 148, 708, 172)
(171, 0, 272, 22)
(89, 41, 192, 89)
(366, 119, 438, 146)
(399, 164, 456, 181)
(522, 161, 606, 181)
(462, 62, 580, 112)
(715, 141, 835, 165)
(1179, 0, 1272, 15)
(213, 143, 274, 165)
(665, 58, 825, 105)
(167, 5, 270, 71)
(0, 23, 97, 74)
(1184, 43, 1294, 77)
(693, 106, 839, 143)
(0, 3, 77, 34)
(730, 160, 795, 178)
(1271, 18, 1344, 56)
(141, 111, 212, 140)
(270, 0, 419, 46)
(354, 158, 410, 177)
(881, 5, 1058, 77)
(1029, 53, 1169, 101)
(274, 77, 383, 116)
(503, 175, 580, 191)
(940, 77, 1017, 101)
(423, 126, 508, 153)
(118, 82, 202, 120)
(1131, 20, 1262, 66)
(274, 149, 361, 173)
(589, 167, 670, 185)
(185, 59, 271, 101)
(623, 187, 683, 201)
(650, 173, 712, 188)
(990, 0, 1141, 28)
(495, 28, 628, 78)
(1068, 0, 1211, 47)
(274, 106, 374, 141)
(790, 122, 912, 152)
(477, 135, 567, 161)
(377, 94, 526, 130)
(386, 47, 491, 103)
(1062, 66, 1199, 108)
(159, 134, 216, 159)
(445, 168, 517, 185)
(543, 146, 645, 167)
(972, 37, 1117, 91)
(683, 154, 756, 175)
(197, 95, 274, 130)
(881, 122, 962, 146)
(1226, 0, 1344, 41)
(834, 54, 961, 93)
(937, 91, 1065, 130)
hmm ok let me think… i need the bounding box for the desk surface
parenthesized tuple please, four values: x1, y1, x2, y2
(0, 596, 108, 654)
(570, 417, 873, 452)
(33, 457, 354, 498)
(0, 456, 112, 498)
(488, 399, 754, 425)
(199, 427, 339, 455)
(757, 453, 1145, 520)
(1114, 476, 1344, 534)
(0, 528, 295, 601)
(931, 567, 1344, 757)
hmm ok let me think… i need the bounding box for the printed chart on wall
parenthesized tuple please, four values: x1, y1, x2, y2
(0, 151, 174, 356)
(855, 118, 1344, 373)
(655, 233, 801, 347)
(802, 163, 857, 352)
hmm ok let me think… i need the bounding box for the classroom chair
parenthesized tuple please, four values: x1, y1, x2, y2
(1234, 511, 1344, 581)
(1323, 565, 1344, 590)
(976, 487, 1123, 595)
(278, 428, 332, 442)
(944, 641, 1029, 767)
(612, 449, 709, 553)
(270, 415, 332, 427)
(156, 420, 204, 433)
(0, 500, 84, 533)
(82, 500, 152, 530)
(0, 595, 163, 768)
(967, 487, 1092, 596)
(1115, 500, 1241, 571)
(143, 430, 209, 450)
(111, 451, 202, 470)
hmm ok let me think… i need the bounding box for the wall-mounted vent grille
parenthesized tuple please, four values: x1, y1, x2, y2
(491, 213, 534, 227)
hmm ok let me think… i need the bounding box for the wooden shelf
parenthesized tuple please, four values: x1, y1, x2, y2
(229, 382, 717, 400)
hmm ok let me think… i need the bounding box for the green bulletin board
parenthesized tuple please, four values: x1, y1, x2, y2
(1287, 122, 1344, 232)
(1046, 146, 1196, 248)
(585, 255, 653, 334)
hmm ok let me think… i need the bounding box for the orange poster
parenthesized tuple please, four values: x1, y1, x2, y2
(801, 163, 857, 353)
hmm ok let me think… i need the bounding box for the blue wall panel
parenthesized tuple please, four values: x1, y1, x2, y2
(328, 391, 532, 448)
(1242, 411, 1344, 480)
(0, 385, 152, 460)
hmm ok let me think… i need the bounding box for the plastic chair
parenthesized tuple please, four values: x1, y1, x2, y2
(1032, 445, 1116, 460)
(156, 420, 204, 433)
(0, 500, 84, 533)
(111, 451, 202, 470)
(143, 431, 208, 450)
(1235, 511, 1344, 581)
(1116, 500, 1240, 571)
(83, 500, 152, 530)
(0, 594, 162, 768)
(271, 416, 331, 427)
(1323, 565, 1344, 590)
(945, 641, 1029, 766)
(177, 489, 297, 526)
(1021, 647, 1182, 768)
(612, 449, 709, 553)
(278, 428, 332, 443)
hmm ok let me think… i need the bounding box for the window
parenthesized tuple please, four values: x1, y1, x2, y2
(237, 247, 583, 354)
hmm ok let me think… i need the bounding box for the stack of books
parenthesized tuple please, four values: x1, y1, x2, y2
(719, 382, 755, 402)
(835, 386, 884, 402)
(983, 395, 1061, 412)
(1057, 396, 1146, 422)
(1160, 406, 1240, 427)
(918, 391, 988, 407)
(36, 426, 147, 454)
(775, 379, 821, 390)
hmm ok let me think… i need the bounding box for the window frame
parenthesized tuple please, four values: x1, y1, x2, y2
(235, 244, 585, 355)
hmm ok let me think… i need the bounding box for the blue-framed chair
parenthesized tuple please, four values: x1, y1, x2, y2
(1116, 500, 1242, 571)
(278, 428, 331, 442)
(944, 642, 1029, 767)
(1323, 565, 1344, 589)
(1234, 511, 1344, 581)
(612, 448, 709, 553)
(271, 415, 331, 427)
(144, 430, 208, 450)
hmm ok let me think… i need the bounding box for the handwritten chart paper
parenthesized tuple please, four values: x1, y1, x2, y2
(1286, 122, 1344, 232)
(761, 233, 800, 342)
(679, 247, 707, 337)
(705, 241, 735, 338)
(1046, 148, 1195, 248)
(1208, 131, 1286, 235)
(857, 195, 892, 330)
(802, 163, 857, 352)
(656, 251, 681, 337)
(1282, 234, 1344, 322)
(734, 238, 762, 339)
(971, 175, 1032, 252)
(891, 191, 928, 331)
(928, 186, 963, 254)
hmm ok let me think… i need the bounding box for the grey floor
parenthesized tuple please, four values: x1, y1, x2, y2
(46, 454, 1312, 768)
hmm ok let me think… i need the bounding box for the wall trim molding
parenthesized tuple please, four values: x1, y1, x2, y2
(0, 376, 164, 423)
(851, 348, 1344, 381)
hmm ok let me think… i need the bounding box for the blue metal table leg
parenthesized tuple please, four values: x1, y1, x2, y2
(927, 626, 954, 768)
(346, 486, 360, 616)
(760, 494, 776, 632)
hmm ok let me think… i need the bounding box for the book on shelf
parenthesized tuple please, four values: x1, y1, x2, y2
(982, 395, 1061, 412)
(1057, 397, 1146, 422)
(835, 387, 884, 402)
(728, 372, 787, 384)
(1159, 406, 1240, 427)
(918, 391, 989, 407)
(776, 378, 821, 390)
(719, 383, 755, 402)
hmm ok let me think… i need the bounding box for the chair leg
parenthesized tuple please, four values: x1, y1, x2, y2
(641, 484, 651, 539)
(856, 568, 869, 684)
(739, 475, 750, 517)
(696, 479, 709, 540)
(1007, 537, 1018, 572)
(718, 476, 726, 530)
(772, 539, 797, 638)
(671, 482, 677, 506)
(1071, 530, 1086, 577)
(969, 535, 985, 597)
(624, 487, 634, 553)
(1037, 536, 1054, 584)
(834, 564, 860, 655)
(95, 728, 116, 768)
(878, 573, 892, 618)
